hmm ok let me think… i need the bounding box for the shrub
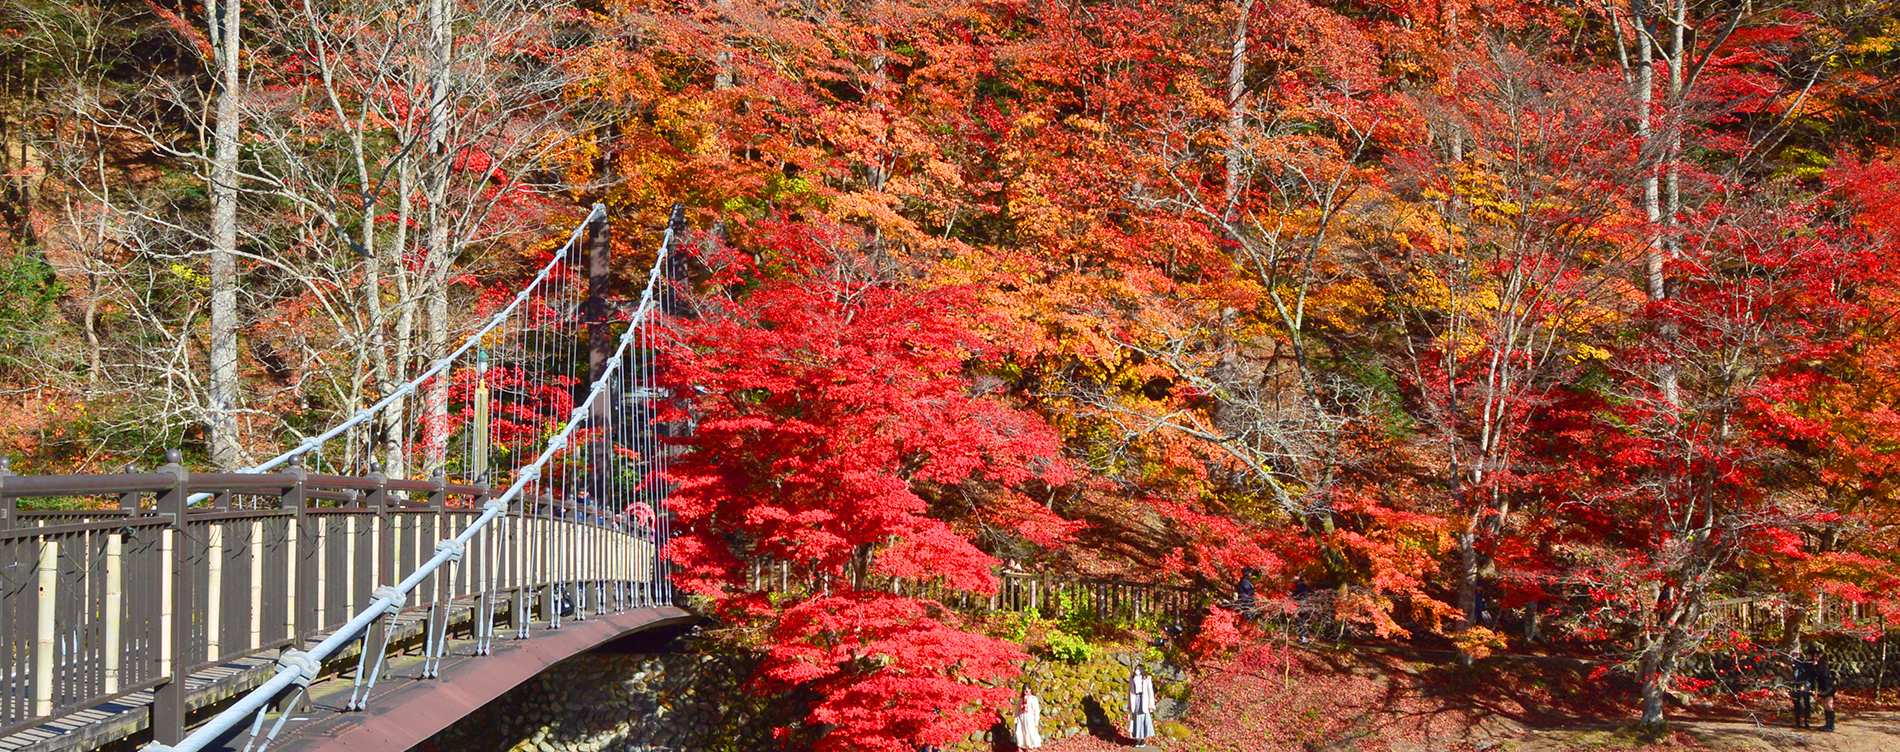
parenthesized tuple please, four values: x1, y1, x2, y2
(1047, 629, 1094, 664)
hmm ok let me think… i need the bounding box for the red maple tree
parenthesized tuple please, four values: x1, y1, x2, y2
(660, 239, 1072, 751)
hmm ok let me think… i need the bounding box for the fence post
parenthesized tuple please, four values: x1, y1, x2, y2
(153, 448, 190, 744)
(0, 455, 14, 530)
(119, 463, 141, 513)
(287, 458, 310, 642)
(365, 463, 391, 679)
(428, 471, 449, 642)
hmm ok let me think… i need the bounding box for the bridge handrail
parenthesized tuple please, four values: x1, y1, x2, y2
(144, 206, 678, 752)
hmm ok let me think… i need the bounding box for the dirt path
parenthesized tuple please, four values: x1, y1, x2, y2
(1385, 711, 1900, 752)
(1669, 710, 1900, 752)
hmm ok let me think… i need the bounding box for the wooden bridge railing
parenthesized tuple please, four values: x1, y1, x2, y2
(0, 454, 661, 744)
(1703, 594, 1893, 637)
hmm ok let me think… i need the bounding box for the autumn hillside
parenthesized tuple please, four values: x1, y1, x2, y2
(4, 0, 1900, 749)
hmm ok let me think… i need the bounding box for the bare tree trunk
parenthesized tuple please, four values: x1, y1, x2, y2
(421, 0, 455, 477)
(1221, 0, 1254, 226)
(1639, 644, 1667, 725)
(1457, 525, 1479, 631)
(1634, 0, 1660, 304)
(713, 0, 735, 90)
(206, 0, 244, 469)
(384, 149, 417, 479)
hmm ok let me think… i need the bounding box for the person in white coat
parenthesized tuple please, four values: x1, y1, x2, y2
(1127, 664, 1156, 743)
(1013, 685, 1044, 749)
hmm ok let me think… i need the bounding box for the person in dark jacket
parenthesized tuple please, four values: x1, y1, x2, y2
(1809, 646, 1837, 732)
(1236, 568, 1257, 620)
(1790, 650, 1815, 729)
(1791, 646, 1837, 731)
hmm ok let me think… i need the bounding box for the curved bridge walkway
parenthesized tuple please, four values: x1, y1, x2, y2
(0, 208, 692, 752)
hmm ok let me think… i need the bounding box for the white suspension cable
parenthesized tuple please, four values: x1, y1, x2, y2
(251, 203, 607, 476)
(147, 208, 677, 752)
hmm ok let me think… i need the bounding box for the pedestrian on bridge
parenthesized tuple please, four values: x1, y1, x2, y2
(626, 500, 655, 536)
(574, 487, 597, 523)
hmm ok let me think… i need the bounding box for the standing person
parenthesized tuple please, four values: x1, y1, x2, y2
(1809, 646, 1837, 731)
(1790, 647, 1816, 729)
(626, 500, 655, 536)
(1235, 568, 1257, 621)
(1126, 663, 1156, 744)
(1290, 576, 1312, 643)
(1013, 685, 1044, 749)
(574, 487, 596, 524)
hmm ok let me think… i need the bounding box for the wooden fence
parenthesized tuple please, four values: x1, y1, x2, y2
(743, 560, 1203, 624)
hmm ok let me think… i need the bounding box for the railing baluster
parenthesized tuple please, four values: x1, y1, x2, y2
(205, 523, 222, 664)
(33, 538, 57, 717)
(155, 449, 189, 744)
(104, 532, 122, 695)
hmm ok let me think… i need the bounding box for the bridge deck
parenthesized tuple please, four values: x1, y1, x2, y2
(257, 606, 692, 752)
(0, 597, 688, 752)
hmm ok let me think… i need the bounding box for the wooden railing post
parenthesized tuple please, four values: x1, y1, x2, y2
(153, 448, 190, 745)
(365, 463, 391, 680)
(427, 471, 449, 639)
(119, 463, 141, 513)
(0, 455, 14, 531)
(286, 458, 311, 642)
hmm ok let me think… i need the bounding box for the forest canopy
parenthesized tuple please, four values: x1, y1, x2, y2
(3, 0, 1900, 746)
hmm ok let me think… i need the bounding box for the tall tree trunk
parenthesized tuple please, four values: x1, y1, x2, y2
(713, 0, 735, 91)
(1633, 0, 1659, 304)
(383, 153, 416, 479)
(421, 0, 455, 478)
(1639, 643, 1667, 725)
(206, 0, 244, 470)
(1221, 0, 1254, 227)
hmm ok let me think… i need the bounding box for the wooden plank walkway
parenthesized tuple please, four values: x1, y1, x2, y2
(0, 594, 675, 752)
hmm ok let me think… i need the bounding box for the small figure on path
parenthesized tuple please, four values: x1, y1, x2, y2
(1790, 646, 1824, 730)
(1804, 646, 1837, 731)
(1127, 663, 1156, 745)
(1013, 685, 1044, 749)
(1291, 576, 1312, 642)
(1235, 568, 1257, 621)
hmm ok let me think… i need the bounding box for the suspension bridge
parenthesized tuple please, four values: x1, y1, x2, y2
(0, 206, 693, 752)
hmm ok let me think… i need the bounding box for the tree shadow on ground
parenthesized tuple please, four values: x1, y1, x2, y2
(1081, 694, 1126, 743)
(989, 717, 1014, 752)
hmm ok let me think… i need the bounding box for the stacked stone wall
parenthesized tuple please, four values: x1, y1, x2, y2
(1684, 633, 1900, 692)
(419, 652, 807, 752)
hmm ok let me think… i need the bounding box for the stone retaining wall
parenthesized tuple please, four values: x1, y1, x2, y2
(950, 653, 1191, 750)
(1685, 634, 1900, 692)
(417, 651, 807, 752)
(419, 645, 1191, 752)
